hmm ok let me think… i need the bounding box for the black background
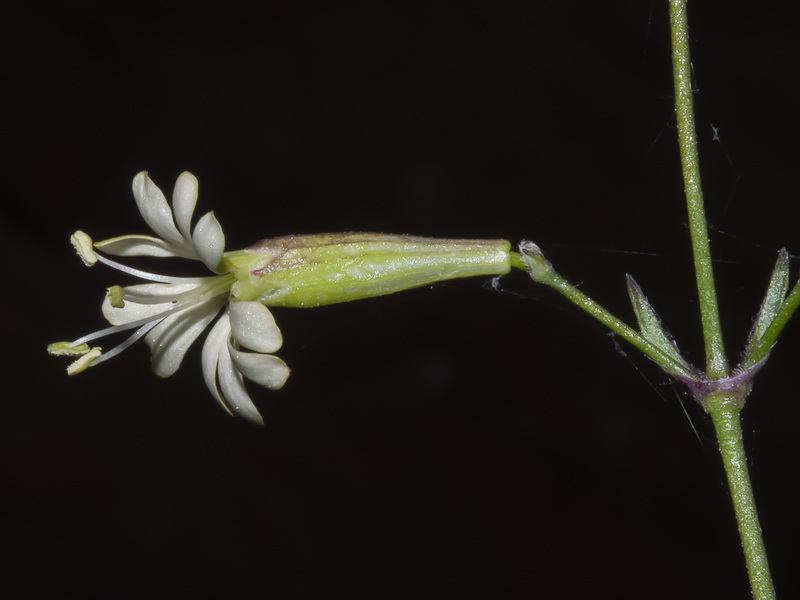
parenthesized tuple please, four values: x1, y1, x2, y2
(3, 2, 799, 598)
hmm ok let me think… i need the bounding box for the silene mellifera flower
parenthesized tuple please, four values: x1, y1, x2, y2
(50, 172, 514, 424)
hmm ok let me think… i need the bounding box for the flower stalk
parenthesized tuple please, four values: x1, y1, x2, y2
(518, 242, 700, 381)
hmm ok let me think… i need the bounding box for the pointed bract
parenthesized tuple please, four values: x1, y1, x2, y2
(626, 275, 694, 378)
(747, 250, 790, 352)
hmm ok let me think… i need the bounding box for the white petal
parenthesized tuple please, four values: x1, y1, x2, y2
(229, 343, 290, 390)
(201, 313, 265, 424)
(118, 281, 204, 303)
(192, 211, 225, 272)
(131, 172, 189, 248)
(218, 345, 264, 425)
(145, 294, 226, 377)
(172, 171, 199, 241)
(101, 282, 201, 325)
(96, 234, 195, 259)
(201, 314, 233, 414)
(229, 301, 283, 353)
(102, 296, 172, 327)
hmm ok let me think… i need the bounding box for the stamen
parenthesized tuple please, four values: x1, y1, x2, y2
(71, 231, 98, 266)
(94, 253, 208, 284)
(89, 320, 161, 367)
(70, 316, 166, 346)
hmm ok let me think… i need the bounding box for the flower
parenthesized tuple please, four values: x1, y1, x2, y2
(48, 172, 290, 425)
(50, 170, 516, 425)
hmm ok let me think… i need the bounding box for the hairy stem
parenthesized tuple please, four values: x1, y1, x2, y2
(668, 0, 728, 378)
(533, 266, 698, 380)
(706, 395, 776, 600)
(668, 3, 776, 597)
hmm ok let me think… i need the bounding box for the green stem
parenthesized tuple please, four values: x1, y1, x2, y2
(669, 3, 775, 597)
(668, 0, 729, 378)
(706, 395, 776, 600)
(534, 266, 698, 380)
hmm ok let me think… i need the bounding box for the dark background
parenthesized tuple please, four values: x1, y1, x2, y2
(3, 2, 799, 598)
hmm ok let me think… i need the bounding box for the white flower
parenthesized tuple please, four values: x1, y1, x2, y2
(48, 171, 290, 425)
(52, 171, 516, 424)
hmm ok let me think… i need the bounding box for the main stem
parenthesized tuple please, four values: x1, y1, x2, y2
(668, 0, 728, 378)
(668, 2, 775, 598)
(706, 395, 776, 600)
